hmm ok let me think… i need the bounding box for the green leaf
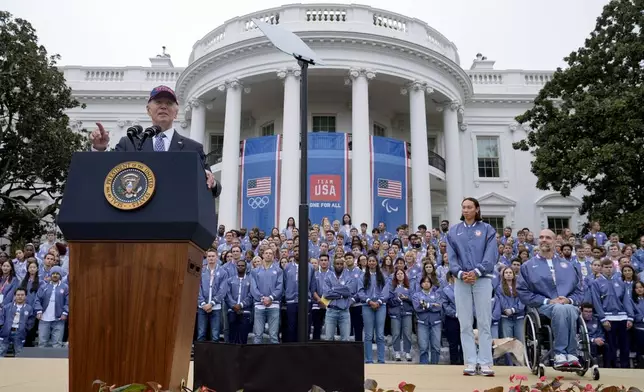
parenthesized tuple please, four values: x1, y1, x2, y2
(0, 11, 86, 244)
(511, 0, 644, 242)
(109, 384, 148, 392)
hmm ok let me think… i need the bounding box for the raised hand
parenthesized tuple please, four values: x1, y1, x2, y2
(89, 122, 110, 151)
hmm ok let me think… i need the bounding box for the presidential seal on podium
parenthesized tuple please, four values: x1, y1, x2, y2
(104, 161, 156, 210)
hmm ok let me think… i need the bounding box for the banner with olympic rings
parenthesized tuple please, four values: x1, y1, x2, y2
(240, 135, 280, 233)
(307, 133, 348, 225)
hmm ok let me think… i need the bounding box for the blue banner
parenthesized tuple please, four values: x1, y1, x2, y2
(371, 136, 408, 230)
(307, 133, 348, 225)
(240, 135, 280, 233)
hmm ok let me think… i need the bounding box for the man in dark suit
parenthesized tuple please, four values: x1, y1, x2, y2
(89, 85, 217, 190)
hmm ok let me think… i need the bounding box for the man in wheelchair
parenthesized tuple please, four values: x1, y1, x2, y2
(517, 229, 584, 368)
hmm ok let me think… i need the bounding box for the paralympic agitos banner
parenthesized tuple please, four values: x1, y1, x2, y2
(240, 135, 280, 233)
(307, 133, 348, 225)
(371, 136, 408, 230)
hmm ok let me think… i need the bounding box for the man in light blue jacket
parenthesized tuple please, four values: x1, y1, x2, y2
(517, 229, 584, 368)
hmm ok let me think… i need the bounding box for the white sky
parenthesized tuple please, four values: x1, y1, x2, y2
(4, 0, 609, 70)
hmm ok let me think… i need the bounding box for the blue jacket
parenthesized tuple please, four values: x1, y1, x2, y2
(517, 255, 583, 308)
(22, 278, 41, 308)
(197, 266, 228, 308)
(387, 284, 413, 318)
(34, 282, 69, 319)
(0, 302, 35, 340)
(632, 296, 644, 327)
(312, 269, 332, 310)
(225, 274, 253, 311)
(344, 266, 363, 306)
(250, 262, 284, 305)
(283, 262, 316, 303)
(589, 275, 634, 323)
(412, 287, 443, 326)
(323, 269, 356, 310)
(495, 286, 525, 321)
(491, 296, 501, 325)
(584, 316, 604, 341)
(446, 221, 498, 279)
(406, 264, 423, 290)
(0, 276, 19, 307)
(357, 271, 391, 305)
(441, 283, 457, 318)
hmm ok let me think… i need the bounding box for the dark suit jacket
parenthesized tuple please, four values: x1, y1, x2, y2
(114, 131, 209, 172)
(112, 131, 222, 198)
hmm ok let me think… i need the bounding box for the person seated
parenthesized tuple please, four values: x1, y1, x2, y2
(517, 229, 584, 368)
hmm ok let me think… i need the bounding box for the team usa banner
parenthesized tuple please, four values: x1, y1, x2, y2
(240, 135, 280, 234)
(307, 133, 348, 225)
(371, 136, 408, 230)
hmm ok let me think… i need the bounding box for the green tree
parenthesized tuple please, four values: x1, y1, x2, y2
(513, 0, 644, 242)
(0, 11, 85, 247)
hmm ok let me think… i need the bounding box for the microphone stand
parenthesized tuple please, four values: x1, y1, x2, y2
(138, 125, 162, 151)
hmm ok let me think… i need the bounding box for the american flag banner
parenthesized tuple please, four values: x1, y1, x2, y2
(371, 136, 408, 230)
(240, 136, 280, 233)
(377, 178, 402, 199)
(246, 177, 271, 197)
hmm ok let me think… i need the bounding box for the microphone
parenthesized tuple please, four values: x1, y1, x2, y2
(138, 125, 162, 150)
(126, 125, 143, 146)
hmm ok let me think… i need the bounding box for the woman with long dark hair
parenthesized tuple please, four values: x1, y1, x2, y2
(388, 268, 413, 361)
(282, 217, 296, 240)
(358, 255, 390, 363)
(497, 267, 525, 344)
(0, 259, 18, 306)
(20, 258, 41, 347)
(447, 197, 498, 376)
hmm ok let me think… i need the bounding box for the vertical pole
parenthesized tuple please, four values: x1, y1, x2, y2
(297, 60, 310, 343)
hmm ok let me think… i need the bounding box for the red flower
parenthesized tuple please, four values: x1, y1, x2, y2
(584, 384, 594, 391)
(509, 375, 516, 383)
(398, 381, 407, 390)
(516, 375, 528, 381)
(539, 376, 547, 382)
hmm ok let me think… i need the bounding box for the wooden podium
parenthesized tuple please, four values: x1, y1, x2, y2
(57, 152, 218, 392)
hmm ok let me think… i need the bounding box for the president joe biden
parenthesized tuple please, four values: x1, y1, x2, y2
(89, 85, 219, 193)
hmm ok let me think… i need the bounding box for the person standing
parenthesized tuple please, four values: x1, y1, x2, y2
(225, 259, 253, 344)
(250, 249, 283, 344)
(0, 288, 35, 357)
(197, 249, 228, 342)
(34, 266, 69, 348)
(446, 197, 498, 376)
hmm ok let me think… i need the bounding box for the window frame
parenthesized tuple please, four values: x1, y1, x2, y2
(312, 115, 337, 133)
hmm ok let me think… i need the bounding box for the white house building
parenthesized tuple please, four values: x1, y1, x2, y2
(61, 3, 585, 234)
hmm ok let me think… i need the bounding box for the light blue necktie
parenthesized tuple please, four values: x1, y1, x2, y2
(154, 133, 166, 152)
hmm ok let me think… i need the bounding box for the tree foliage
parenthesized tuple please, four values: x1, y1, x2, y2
(513, 0, 644, 242)
(0, 11, 85, 245)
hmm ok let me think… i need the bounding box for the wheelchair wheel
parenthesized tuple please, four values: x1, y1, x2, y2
(592, 366, 600, 380)
(576, 313, 592, 374)
(524, 313, 540, 375)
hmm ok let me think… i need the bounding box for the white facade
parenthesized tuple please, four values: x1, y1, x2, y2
(60, 3, 585, 234)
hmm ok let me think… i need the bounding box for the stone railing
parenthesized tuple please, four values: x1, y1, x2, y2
(207, 134, 446, 173)
(60, 66, 186, 93)
(191, 3, 459, 64)
(467, 70, 554, 87)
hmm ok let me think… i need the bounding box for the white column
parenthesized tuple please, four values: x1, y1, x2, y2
(218, 79, 243, 230)
(403, 81, 433, 229)
(349, 68, 375, 228)
(441, 101, 464, 224)
(187, 98, 206, 145)
(277, 68, 301, 228)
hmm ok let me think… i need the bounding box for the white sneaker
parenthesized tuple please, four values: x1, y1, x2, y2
(394, 352, 401, 361)
(405, 352, 412, 362)
(554, 353, 568, 367)
(463, 364, 477, 376)
(567, 354, 580, 367)
(479, 365, 495, 377)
